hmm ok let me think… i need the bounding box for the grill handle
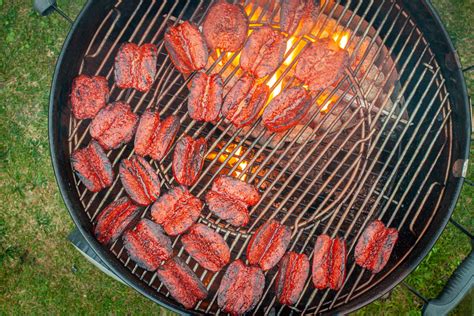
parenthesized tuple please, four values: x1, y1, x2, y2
(33, 0, 73, 24)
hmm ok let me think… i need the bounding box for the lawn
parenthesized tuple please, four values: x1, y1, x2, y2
(0, 0, 472, 314)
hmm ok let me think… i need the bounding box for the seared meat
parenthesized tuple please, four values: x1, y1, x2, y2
(280, 0, 320, 36)
(114, 42, 158, 92)
(240, 26, 286, 78)
(90, 101, 139, 150)
(247, 219, 291, 271)
(354, 220, 398, 273)
(94, 197, 140, 245)
(181, 223, 230, 272)
(134, 110, 180, 161)
(312, 235, 346, 290)
(188, 71, 223, 122)
(151, 186, 202, 236)
(262, 86, 312, 132)
(295, 38, 349, 91)
(205, 175, 260, 227)
(119, 155, 161, 206)
(70, 74, 109, 120)
(71, 140, 113, 192)
(217, 259, 265, 315)
(157, 257, 208, 309)
(164, 21, 208, 74)
(172, 136, 207, 186)
(123, 219, 172, 271)
(222, 74, 269, 128)
(202, 1, 248, 52)
(276, 251, 310, 305)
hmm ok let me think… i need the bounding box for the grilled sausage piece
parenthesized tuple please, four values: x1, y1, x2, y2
(151, 186, 202, 236)
(157, 257, 208, 309)
(164, 21, 208, 74)
(217, 259, 265, 315)
(70, 74, 109, 120)
(188, 71, 223, 122)
(71, 140, 114, 192)
(119, 155, 161, 206)
(222, 74, 269, 128)
(247, 219, 292, 271)
(295, 38, 349, 92)
(114, 42, 158, 92)
(123, 219, 172, 271)
(202, 1, 248, 52)
(354, 220, 398, 273)
(172, 136, 207, 186)
(94, 197, 140, 245)
(134, 110, 180, 161)
(181, 223, 231, 272)
(280, 0, 320, 36)
(262, 86, 312, 132)
(90, 101, 139, 150)
(276, 252, 310, 305)
(312, 234, 347, 290)
(240, 26, 286, 78)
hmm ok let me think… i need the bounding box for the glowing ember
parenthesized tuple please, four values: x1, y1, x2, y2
(320, 100, 331, 113)
(332, 32, 349, 49)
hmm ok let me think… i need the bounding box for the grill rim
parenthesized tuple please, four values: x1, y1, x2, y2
(48, 0, 470, 315)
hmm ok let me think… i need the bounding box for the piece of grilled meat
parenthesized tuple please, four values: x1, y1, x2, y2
(90, 101, 139, 150)
(114, 42, 158, 92)
(70, 74, 109, 120)
(276, 251, 310, 305)
(280, 0, 320, 36)
(240, 26, 286, 78)
(312, 234, 347, 290)
(71, 140, 113, 192)
(188, 71, 223, 122)
(202, 1, 248, 52)
(151, 186, 202, 236)
(172, 136, 207, 186)
(164, 21, 208, 74)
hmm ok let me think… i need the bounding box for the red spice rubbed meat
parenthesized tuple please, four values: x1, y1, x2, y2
(181, 223, 230, 272)
(354, 220, 398, 273)
(157, 257, 208, 309)
(70, 74, 109, 120)
(240, 26, 286, 79)
(114, 42, 158, 92)
(247, 219, 292, 271)
(188, 71, 223, 122)
(295, 38, 349, 92)
(222, 74, 269, 128)
(94, 197, 140, 245)
(134, 110, 180, 161)
(276, 251, 310, 305)
(312, 234, 347, 290)
(217, 259, 265, 315)
(90, 101, 139, 150)
(123, 219, 172, 271)
(280, 0, 320, 36)
(262, 86, 312, 132)
(205, 175, 260, 227)
(164, 21, 208, 74)
(172, 136, 207, 186)
(119, 155, 161, 206)
(151, 186, 202, 236)
(71, 140, 113, 192)
(202, 1, 248, 52)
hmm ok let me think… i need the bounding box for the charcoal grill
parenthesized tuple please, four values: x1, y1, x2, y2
(47, 0, 470, 314)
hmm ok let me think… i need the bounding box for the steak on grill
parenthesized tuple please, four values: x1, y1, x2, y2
(202, 1, 248, 52)
(157, 257, 208, 309)
(217, 259, 265, 315)
(280, 0, 320, 36)
(312, 234, 347, 290)
(275, 251, 310, 305)
(119, 155, 161, 206)
(164, 21, 208, 74)
(240, 26, 286, 78)
(123, 219, 172, 271)
(151, 186, 202, 236)
(71, 140, 113, 192)
(90, 101, 139, 150)
(181, 223, 231, 272)
(94, 197, 140, 245)
(188, 71, 223, 122)
(354, 220, 399, 273)
(70, 74, 109, 120)
(172, 136, 207, 186)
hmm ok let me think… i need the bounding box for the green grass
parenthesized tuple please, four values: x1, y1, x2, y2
(0, 0, 472, 314)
